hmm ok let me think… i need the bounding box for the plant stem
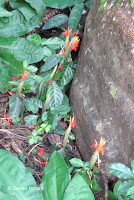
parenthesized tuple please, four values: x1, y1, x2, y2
(63, 126, 71, 147)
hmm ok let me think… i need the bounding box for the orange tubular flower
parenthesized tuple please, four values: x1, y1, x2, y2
(90, 138, 106, 156)
(57, 64, 62, 72)
(70, 36, 80, 52)
(19, 72, 30, 82)
(62, 27, 72, 37)
(90, 138, 106, 169)
(1, 112, 13, 122)
(67, 116, 76, 128)
(49, 81, 52, 85)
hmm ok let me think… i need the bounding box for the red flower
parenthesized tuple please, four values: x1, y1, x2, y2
(90, 138, 106, 156)
(19, 72, 30, 82)
(62, 27, 72, 37)
(35, 158, 48, 166)
(57, 64, 62, 72)
(72, 30, 79, 36)
(30, 125, 39, 129)
(1, 112, 13, 123)
(70, 36, 80, 52)
(57, 145, 62, 149)
(38, 149, 45, 155)
(67, 116, 76, 128)
(49, 81, 52, 85)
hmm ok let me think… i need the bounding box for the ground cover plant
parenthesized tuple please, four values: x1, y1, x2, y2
(0, 0, 134, 199)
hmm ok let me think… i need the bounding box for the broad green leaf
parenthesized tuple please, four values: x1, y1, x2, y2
(0, 150, 44, 200)
(42, 0, 75, 9)
(113, 180, 122, 198)
(24, 115, 38, 126)
(0, 37, 45, 64)
(41, 151, 70, 200)
(9, 0, 36, 21)
(68, 3, 84, 32)
(27, 34, 41, 45)
(42, 14, 68, 30)
(0, 5, 45, 38)
(131, 0, 134, 8)
(42, 112, 48, 121)
(9, 94, 22, 118)
(69, 158, 84, 167)
(48, 113, 59, 130)
(59, 65, 74, 88)
(42, 46, 54, 58)
(30, 98, 43, 108)
(26, 65, 38, 72)
(42, 37, 64, 50)
(25, 99, 39, 114)
(40, 55, 60, 72)
(0, 6, 12, 17)
(63, 173, 95, 200)
(47, 81, 63, 108)
(90, 175, 102, 192)
(54, 124, 65, 135)
(25, 0, 45, 16)
(107, 191, 116, 200)
(0, 191, 16, 200)
(131, 160, 134, 173)
(119, 180, 134, 195)
(63, 94, 69, 106)
(127, 186, 134, 196)
(55, 105, 71, 115)
(0, 49, 24, 76)
(107, 163, 134, 179)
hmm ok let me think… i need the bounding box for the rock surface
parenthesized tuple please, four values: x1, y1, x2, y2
(70, 0, 134, 166)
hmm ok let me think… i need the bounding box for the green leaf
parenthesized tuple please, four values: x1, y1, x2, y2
(47, 81, 63, 108)
(27, 34, 42, 45)
(69, 158, 84, 167)
(48, 113, 59, 131)
(0, 49, 24, 76)
(9, 0, 36, 21)
(107, 163, 134, 179)
(42, 46, 54, 58)
(42, 0, 76, 9)
(131, 160, 134, 174)
(0, 37, 45, 64)
(41, 151, 70, 200)
(59, 64, 74, 88)
(109, 85, 117, 99)
(0, 6, 12, 17)
(0, 191, 16, 200)
(0, 1, 45, 38)
(113, 180, 122, 198)
(68, 3, 84, 32)
(30, 98, 43, 108)
(54, 124, 65, 135)
(42, 37, 64, 50)
(90, 175, 102, 192)
(42, 112, 48, 122)
(119, 180, 134, 195)
(0, 150, 44, 200)
(42, 14, 68, 30)
(9, 94, 22, 118)
(63, 173, 95, 200)
(127, 186, 134, 196)
(40, 55, 60, 72)
(26, 65, 38, 72)
(107, 191, 116, 200)
(55, 104, 71, 115)
(63, 94, 69, 106)
(131, 0, 134, 8)
(24, 115, 38, 126)
(25, 0, 45, 16)
(25, 99, 39, 114)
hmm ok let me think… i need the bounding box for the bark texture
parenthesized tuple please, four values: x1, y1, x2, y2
(70, 0, 134, 167)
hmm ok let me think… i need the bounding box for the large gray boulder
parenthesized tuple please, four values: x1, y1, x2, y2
(70, 0, 134, 166)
